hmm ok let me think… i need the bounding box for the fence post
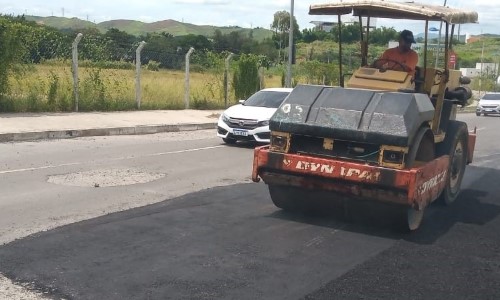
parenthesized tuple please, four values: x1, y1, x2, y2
(184, 47, 195, 109)
(224, 53, 234, 108)
(72, 33, 83, 112)
(259, 67, 265, 90)
(135, 41, 146, 109)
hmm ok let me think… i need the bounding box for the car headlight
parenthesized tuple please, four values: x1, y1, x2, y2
(258, 120, 270, 127)
(221, 113, 230, 123)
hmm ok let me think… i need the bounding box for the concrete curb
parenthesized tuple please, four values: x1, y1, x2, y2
(0, 122, 217, 143)
(457, 107, 477, 114)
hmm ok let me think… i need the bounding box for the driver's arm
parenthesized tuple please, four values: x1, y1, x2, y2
(373, 49, 391, 68)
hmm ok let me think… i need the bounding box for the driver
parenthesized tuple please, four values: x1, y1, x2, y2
(376, 30, 418, 77)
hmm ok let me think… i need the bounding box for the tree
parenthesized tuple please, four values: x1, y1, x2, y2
(77, 28, 114, 62)
(301, 28, 332, 43)
(270, 10, 301, 61)
(176, 34, 213, 52)
(331, 23, 361, 44)
(104, 28, 138, 61)
(253, 38, 279, 63)
(213, 29, 230, 52)
(212, 30, 259, 54)
(368, 27, 398, 46)
(0, 18, 29, 96)
(141, 32, 182, 69)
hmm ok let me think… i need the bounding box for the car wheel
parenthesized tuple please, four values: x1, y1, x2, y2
(476, 112, 481, 116)
(222, 137, 237, 144)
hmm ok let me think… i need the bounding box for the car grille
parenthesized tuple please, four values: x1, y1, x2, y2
(228, 133, 256, 141)
(226, 118, 259, 129)
(482, 105, 498, 109)
(256, 132, 271, 140)
(217, 126, 228, 135)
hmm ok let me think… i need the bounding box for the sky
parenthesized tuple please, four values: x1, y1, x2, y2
(0, 0, 498, 36)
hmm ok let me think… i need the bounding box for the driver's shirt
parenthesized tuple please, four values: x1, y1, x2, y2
(381, 47, 418, 77)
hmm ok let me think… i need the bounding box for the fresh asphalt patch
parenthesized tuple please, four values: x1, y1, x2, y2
(303, 165, 500, 300)
(1, 166, 499, 299)
(0, 183, 394, 300)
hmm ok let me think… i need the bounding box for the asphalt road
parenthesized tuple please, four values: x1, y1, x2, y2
(0, 114, 499, 299)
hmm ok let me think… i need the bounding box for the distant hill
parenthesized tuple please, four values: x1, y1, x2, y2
(25, 15, 273, 41)
(27, 16, 96, 31)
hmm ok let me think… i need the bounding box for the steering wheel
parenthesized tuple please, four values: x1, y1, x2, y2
(371, 58, 407, 72)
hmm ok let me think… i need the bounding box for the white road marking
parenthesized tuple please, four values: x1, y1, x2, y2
(472, 152, 500, 159)
(0, 162, 82, 175)
(0, 145, 225, 175)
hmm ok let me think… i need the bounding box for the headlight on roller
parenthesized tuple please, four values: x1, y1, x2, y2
(270, 131, 291, 153)
(378, 145, 408, 169)
(383, 150, 404, 164)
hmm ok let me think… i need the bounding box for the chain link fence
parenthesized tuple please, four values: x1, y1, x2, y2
(2, 33, 282, 113)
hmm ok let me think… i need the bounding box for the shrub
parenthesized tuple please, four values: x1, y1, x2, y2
(233, 54, 260, 100)
(146, 60, 160, 71)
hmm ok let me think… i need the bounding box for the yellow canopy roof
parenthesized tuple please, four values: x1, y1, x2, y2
(309, 0, 478, 24)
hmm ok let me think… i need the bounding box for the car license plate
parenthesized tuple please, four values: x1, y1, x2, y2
(485, 109, 494, 112)
(233, 129, 248, 136)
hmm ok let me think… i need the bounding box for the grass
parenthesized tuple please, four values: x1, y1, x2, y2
(1, 64, 282, 113)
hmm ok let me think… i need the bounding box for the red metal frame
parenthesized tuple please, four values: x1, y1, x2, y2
(253, 146, 450, 209)
(467, 132, 476, 164)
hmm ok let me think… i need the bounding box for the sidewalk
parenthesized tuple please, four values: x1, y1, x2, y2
(0, 104, 476, 143)
(0, 110, 222, 142)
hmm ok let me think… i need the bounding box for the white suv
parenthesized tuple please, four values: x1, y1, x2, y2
(476, 92, 500, 116)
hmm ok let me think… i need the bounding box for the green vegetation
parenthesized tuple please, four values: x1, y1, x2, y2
(233, 54, 261, 100)
(0, 63, 283, 113)
(1, 13, 499, 113)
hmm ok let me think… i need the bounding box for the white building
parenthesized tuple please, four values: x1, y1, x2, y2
(460, 68, 481, 78)
(475, 63, 498, 75)
(459, 63, 499, 78)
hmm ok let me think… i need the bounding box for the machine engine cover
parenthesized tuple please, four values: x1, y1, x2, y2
(270, 85, 435, 146)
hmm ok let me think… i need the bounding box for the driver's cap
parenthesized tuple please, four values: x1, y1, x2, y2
(400, 30, 416, 44)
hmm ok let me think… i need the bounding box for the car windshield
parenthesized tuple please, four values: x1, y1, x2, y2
(243, 91, 289, 108)
(481, 94, 500, 100)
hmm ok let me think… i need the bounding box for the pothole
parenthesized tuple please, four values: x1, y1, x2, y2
(47, 168, 166, 187)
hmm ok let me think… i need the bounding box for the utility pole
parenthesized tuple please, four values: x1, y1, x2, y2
(286, 0, 294, 88)
(479, 34, 484, 96)
(435, 0, 448, 68)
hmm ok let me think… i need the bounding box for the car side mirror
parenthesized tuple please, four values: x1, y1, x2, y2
(238, 100, 245, 104)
